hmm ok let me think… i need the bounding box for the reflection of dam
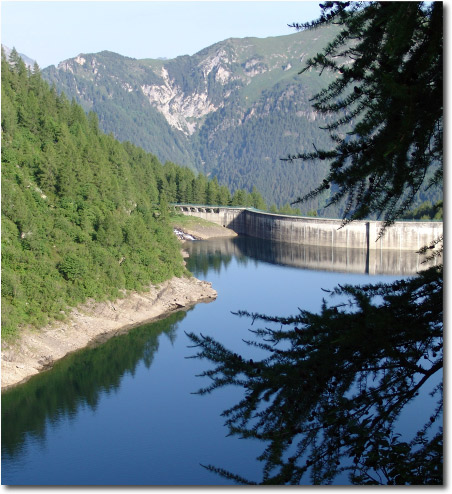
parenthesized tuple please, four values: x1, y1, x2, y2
(185, 237, 437, 275)
(175, 205, 442, 254)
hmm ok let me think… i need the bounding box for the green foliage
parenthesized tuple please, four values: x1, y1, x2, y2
(157, 160, 268, 211)
(57, 253, 88, 282)
(1, 49, 206, 338)
(287, 1, 443, 231)
(402, 200, 443, 221)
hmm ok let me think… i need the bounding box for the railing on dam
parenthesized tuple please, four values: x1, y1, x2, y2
(173, 203, 443, 253)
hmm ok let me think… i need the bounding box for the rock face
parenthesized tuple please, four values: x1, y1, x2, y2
(1, 276, 216, 390)
(140, 64, 220, 135)
(41, 26, 343, 209)
(133, 38, 318, 137)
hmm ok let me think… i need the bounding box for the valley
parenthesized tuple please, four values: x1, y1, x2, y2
(41, 26, 341, 211)
(1, 2, 443, 485)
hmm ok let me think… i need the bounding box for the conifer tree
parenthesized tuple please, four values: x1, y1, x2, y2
(187, 2, 443, 485)
(285, 1, 442, 233)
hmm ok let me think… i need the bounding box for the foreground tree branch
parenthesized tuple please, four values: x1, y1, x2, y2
(285, 1, 442, 234)
(187, 1, 443, 484)
(187, 265, 443, 484)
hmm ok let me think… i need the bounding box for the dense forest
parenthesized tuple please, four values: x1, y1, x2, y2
(42, 25, 442, 214)
(40, 27, 343, 211)
(1, 48, 269, 339)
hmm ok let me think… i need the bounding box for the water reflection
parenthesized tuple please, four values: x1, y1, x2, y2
(184, 236, 435, 276)
(187, 265, 443, 485)
(1, 311, 187, 459)
(2, 237, 441, 485)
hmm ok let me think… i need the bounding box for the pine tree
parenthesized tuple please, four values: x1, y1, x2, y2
(250, 186, 267, 210)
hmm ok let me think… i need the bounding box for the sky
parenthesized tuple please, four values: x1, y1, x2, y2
(1, 1, 322, 69)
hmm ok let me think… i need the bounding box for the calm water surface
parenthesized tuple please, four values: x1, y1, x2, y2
(1, 237, 435, 485)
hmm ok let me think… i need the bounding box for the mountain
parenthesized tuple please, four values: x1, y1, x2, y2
(41, 26, 441, 213)
(2, 45, 36, 69)
(41, 26, 341, 212)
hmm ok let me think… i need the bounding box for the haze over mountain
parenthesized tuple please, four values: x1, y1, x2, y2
(40, 27, 340, 212)
(41, 26, 440, 213)
(1, 45, 36, 69)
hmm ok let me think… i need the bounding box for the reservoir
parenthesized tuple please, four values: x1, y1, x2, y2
(1, 237, 440, 485)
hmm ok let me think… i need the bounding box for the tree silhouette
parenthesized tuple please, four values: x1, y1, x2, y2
(187, 265, 442, 484)
(285, 1, 442, 234)
(187, 1, 443, 485)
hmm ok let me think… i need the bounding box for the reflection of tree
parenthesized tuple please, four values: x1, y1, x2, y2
(185, 240, 247, 277)
(188, 265, 442, 484)
(187, 2, 442, 485)
(2, 311, 186, 458)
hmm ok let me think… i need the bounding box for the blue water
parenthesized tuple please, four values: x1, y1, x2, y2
(1, 237, 439, 485)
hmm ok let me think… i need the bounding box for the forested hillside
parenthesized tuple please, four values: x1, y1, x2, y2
(42, 27, 342, 212)
(42, 25, 442, 214)
(1, 49, 262, 338)
(43, 50, 198, 172)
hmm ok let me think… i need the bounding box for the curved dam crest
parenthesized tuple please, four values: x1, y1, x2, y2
(175, 205, 442, 269)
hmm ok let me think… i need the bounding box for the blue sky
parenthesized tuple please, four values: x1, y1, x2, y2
(1, 1, 322, 69)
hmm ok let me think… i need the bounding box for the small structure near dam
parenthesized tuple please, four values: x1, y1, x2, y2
(174, 205, 443, 254)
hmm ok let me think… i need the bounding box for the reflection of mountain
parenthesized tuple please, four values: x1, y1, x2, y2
(1, 311, 187, 458)
(184, 241, 241, 277)
(185, 237, 435, 276)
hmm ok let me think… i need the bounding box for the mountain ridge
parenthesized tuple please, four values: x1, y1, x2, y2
(41, 26, 441, 212)
(1, 45, 36, 68)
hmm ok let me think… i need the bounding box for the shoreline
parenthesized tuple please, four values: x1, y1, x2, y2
(171, 216, 237, 240)
(1, 275, 217, 391)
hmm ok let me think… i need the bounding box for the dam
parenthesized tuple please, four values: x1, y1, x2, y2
(174, 205, 443, 254)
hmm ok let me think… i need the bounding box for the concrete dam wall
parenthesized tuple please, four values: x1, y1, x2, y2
(175, 205, 443, 253)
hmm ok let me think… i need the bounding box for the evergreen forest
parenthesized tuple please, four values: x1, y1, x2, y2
(1, 49, 266, 338)
(41, 25, 442, 215)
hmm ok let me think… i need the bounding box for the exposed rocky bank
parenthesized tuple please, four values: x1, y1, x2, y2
(1, 276, 216, 390)
(172, 219, 237, 240)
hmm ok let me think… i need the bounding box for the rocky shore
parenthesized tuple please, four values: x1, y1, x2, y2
(172, 219, 237, 240)
(1, 220, 230, 391)
(1, 276, 216, 390)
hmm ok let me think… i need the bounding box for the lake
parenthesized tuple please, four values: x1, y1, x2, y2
(1, 237, 439, 485)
